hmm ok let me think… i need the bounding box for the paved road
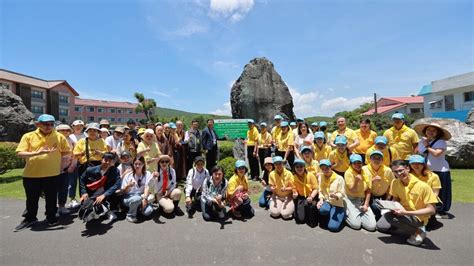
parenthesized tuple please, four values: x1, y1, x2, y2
(1, 199, 473, 265)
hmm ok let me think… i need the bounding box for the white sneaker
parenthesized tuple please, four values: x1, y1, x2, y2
(58, 207, 70, 215)
(69, 199, 80, 208)
(407, 232, 425, 246)
(106, 211, 117, 223)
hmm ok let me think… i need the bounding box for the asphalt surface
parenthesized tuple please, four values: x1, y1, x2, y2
(0, 199, 473, 265)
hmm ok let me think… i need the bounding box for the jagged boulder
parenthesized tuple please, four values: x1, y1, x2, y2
(0, 88, 35, 142)
(466, 108, 474, 126)
(230, 57, 296, 124)
(412, 117, 474, 168)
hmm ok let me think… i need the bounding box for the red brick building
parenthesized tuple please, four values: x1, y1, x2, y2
(71, 98, 146, 124)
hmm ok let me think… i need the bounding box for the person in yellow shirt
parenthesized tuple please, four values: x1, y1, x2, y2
(292, 159, 318, 227)
(246, 119, 260, 180)
(137, 129, 161, 173)
(258, 122, 272, 170)
(275, 121, 295, 167)
(408, 155, 442, 196)
(363, 150, 394, 220)
(365, 136, 400, 167)
(300, 146, 320, 176)
(73, 123, 109, 179)
(344, 154, 376, 232)
(376, 160, 438, 246)
(316, 159, 346, 232)
(354, 118, 377, 163)
(318, 121, 330, 144)
(268, 156, 295, 219)
(328, 136, 350, 176)
(329, 117, 359, 151)
(15, 114, 71, 231)
(383, 113, 420, 160)
(313, 131, 332, 161)
(271, 114, 283, 144)
(227, 160, 255, 219)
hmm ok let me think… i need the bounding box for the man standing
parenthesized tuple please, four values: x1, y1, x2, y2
(353, 118, 377, 163)
(184, 120, 202, 173)
(329, 117, 359, 151)
(246, 119, 260, 180)
(201, 119, 219, 172)
(383, 113, 419, 160)
(15, 114, 71, 231)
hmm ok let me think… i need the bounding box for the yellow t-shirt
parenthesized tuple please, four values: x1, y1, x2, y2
(330, 127, 357, 146)
(389, 174, 439, 225)
(271, 126, 281, 142)
(383, 125, 420, 160)
(354, 129, 377, 155)
(362, 164, 394, 197)
(305, 160, 320, 177)
(246, 126, 259, 146)
(328, 149, 350, 173)
(259, 131, 272, 149)
(73, 137, 108, 164)
(277, 131, 294, 152)
(269, 169, 294, 197)
(413, 171, 442, 190)
(227, 174, 249, 197)
(137, 141, 161, 172)
(293, 172, 318, 197)
(344, 167, 371, 198)
(318, 171, 345, 207)
(365, 146, 401, 167)
(16, 129, 71, 178)
(313, 143, 332, 161)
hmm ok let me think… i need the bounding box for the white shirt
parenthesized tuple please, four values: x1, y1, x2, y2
(295, 133, 314, 148)
(149, 168, 177, 194)
(105, 135, 122, 150)
(122, 171, 153, 195)
(185, 167, 210, 197)
(418, 138, 450, 172)
(70, 133, 86, 143)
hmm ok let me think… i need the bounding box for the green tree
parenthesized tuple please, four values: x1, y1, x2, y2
(134, 92, 157, 121)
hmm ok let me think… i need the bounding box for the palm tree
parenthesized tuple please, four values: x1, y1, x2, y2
(134, 92, 156, 121)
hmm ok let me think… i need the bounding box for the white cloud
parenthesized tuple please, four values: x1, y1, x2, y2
(211, 102, 232, 116)
(151, 90, 171, 98)
(289, 87, 322, 118)
(209, 0, 254, 22)
(213, 61, 239, 69)
(170, 21, 208, 37)
(319, 96, 372, 116)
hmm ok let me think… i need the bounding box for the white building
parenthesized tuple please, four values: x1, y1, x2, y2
(418, 72, 474, 122)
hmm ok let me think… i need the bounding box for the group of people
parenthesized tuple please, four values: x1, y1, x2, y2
(14, 111, 452, 246)
(243, 112, 452, 246)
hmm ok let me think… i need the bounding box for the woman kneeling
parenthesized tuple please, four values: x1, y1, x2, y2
(201, 166, 228, 221)
(268, 156, 295, 220)
(292, 159, 319, 227)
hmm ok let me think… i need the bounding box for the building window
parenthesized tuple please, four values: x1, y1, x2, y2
(464, 91, 474, 102)
(444, 95, 455, 111)
(128, 109, 133, 114)
(31, 90, 44, 99)
(31, 105, 44, 114)
(59, 108, 68, 116)
(88, 116, 95, 122)
(110, 117, 116, 122)
(109, 108, 115, 113)
(117, 109, 123, 114)
(0, 82, 10, 90)
(410, 108, 423, 114)
(59, 95, 69, 104)
(118, 118, 123, 122)
(88, 107, 95, 112)
(98, 108, 105, 113)
(429, 100, 442, 109)
(74, 106, 82, 112)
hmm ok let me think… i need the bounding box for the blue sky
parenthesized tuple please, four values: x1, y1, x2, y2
(1, 0, 472, 117)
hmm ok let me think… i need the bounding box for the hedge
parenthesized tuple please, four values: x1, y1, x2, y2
(0, 142, 24, 174)
(217, 157, 237, 180)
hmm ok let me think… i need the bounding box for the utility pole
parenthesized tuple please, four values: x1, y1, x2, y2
(374, 92, 378, 114)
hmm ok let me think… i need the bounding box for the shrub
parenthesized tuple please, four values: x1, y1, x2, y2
(218, 140, 234, 160)
(217, 157, 237, 180)
(0, 142, 24, 174)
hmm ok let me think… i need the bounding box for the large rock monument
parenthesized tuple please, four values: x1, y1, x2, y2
(230, 57, 296, 124)
(0, 88, 35, 142)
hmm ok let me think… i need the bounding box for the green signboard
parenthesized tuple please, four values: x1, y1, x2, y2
(214, 119, 248, 139)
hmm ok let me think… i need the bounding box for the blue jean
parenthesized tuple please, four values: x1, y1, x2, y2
(201, 200, 226, 221)
(57, 172, 70, 206)
(68, 167, 79, 198)
(259, 188, 272, 208)
(123, 194, 153, 218)
(319, 201, 346, 232)
(434, 171, 451, 213)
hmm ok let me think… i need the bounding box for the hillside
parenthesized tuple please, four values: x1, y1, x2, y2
(151, 106, 231, 129)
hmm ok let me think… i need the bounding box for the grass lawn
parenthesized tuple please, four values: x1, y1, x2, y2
(1, 168, 473, 203)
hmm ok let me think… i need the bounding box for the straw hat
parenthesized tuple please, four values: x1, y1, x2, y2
(414, 122, 452, 140)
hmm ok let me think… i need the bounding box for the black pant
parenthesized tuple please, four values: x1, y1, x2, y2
(23, 176, 59, 222)
(370, 194, 387, 220)
(186, 189, 202, 214)
(205, 147, 218, 173)
(186, 151, 202, 173)
(275, 150, 295, 168)
(258, 148, 271, 170)
(294, 196, 319, 227)
(247, 146, 260, 179)
(235, 198, 255, 218)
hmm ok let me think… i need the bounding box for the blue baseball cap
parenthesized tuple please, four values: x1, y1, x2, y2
(289, 122, 297, 126)
(37, 114, 55, 122)
(375, 136, 388, 145)
(409, 155, 425, 164)
(319, 159, 331, 167)
(293, 159, 306, 166)
(280, 121, 289, 127)
(300, 146, 313, 154)
(369, 150, 384, 158)
(169, 122, 177, 129)
(274, 115, 283, 120)
(319, 121, 328, 127)
(272, 156, 284, 164)
(311, 122, 319, 127)
(334, 136, 347, 145)
(349, 154, 363, 163)
(248, 119, 255, 124)
(235, 160, 247, 169)
(260, 122, 267, 127)
(314, 131, 325, 139)
(391, 113, 405, 120)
